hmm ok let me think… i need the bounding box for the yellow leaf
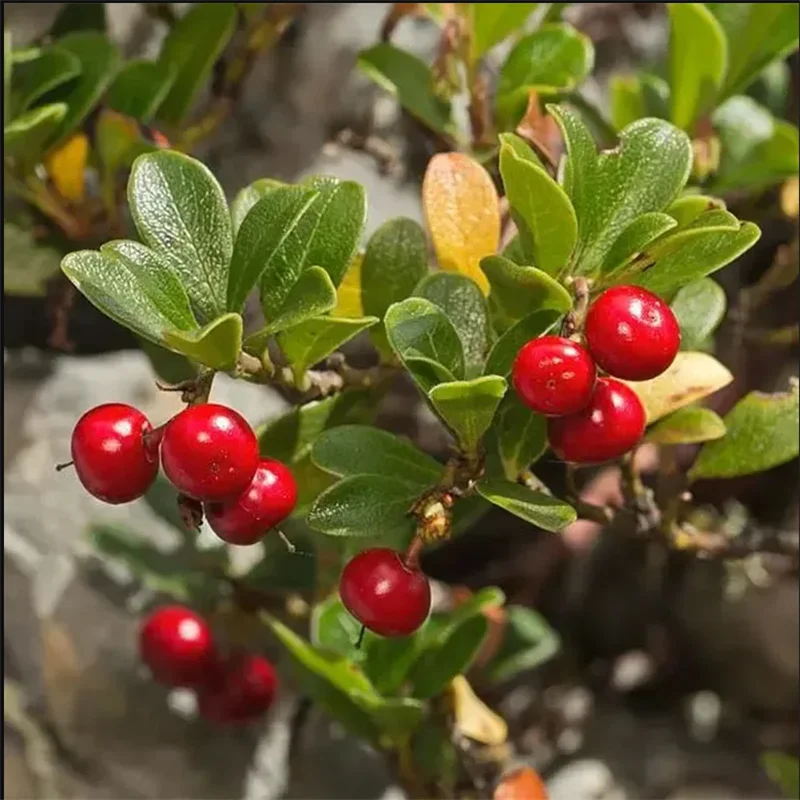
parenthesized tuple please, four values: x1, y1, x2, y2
(331, 253, 364, 318)
(422, 152, 500, 294)
(781, 177, 798, 219)
(449, 674, 508, 745)
(44, 132, 89, 204)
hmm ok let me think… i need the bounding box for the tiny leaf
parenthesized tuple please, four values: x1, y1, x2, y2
(670, 277, 727, 350)
(484, 308, 563, 377)
(162, 312, 243, 371)
(476, 478, 576, 532)
(646, 406, 727, 445)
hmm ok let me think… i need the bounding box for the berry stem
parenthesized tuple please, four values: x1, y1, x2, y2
(355, 625, 366, 650)
(55, 460, 74, 472)
(403, 535, 425, 570)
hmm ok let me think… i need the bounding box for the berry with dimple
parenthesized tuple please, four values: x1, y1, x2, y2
(160, 403, 259, 503)
(197, 653, 278, 724)
(139, 606, 217, 687)
(512, 335, 597, 416)
(585, 285, 681, 381)
(205, 459, 298, 545)
(339, 548, 431, 637)
(69, 403, 159, 504)
(547, 377, 646, 464)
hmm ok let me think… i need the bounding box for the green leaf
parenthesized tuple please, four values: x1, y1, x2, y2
(365, 634, 426, 696)
(484, 308, 562, 377)
(258, 178, 367, 320)
(493, 394, 547, 479)
(385, 298, 466, 392)
(476, 478, 576, 532)
(106, 59, 176, 122)
(154, 3, 237, 126)
(414, 273, 491, 377)
(484, 606, 560, 682)
(609, 74, 646, 132)
(498, 131, 545, 168)
(667, 3, 727, 131)
(361, 217, 429, 359)
(713, 96, 799, 193)
(9, 45, 80, 116)
(666, 194, 726, 227)
(499, 140, 577, 277)
(670, 277, 727, 350)
(496, 24, 594, 124)
(357, 43, 454, 136)
(3, 221, 62, 297)
(129, 150, 233, 323)
(761, 752, 800, 800)
(480, 255, 572, 330)
(49, 3, 106, 37)
(708, 3, 800, 98)
(689, 384, 799, 481)
(601, 212, 677, 276)
(312, 425, 442, 487)
(162, 312, 243, 370)
(95, 110, 158, 179)
(428, 376, 507, 453)
(550, 105, 693, 276)
(43, 32, 120, 149)
(278, 316, 378, 382)
(646, 406, 726, 446)
(355, 693, 426, 740)
(409, 615, 489, 699)
(312, 592, 367, 660)
(307, 475, 418, 541)
(412, 725, 459, 792)
(3, 102, 66, 163)
(469, 3, 539, 61)
(230, 178, 284, 236)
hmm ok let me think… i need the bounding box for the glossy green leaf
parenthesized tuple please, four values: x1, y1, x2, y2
(385, 298, 466, 392)
(476, 478, 576, 532)
(667, 3, 727, 131)
(610, 74, 646, 131)
(3, 221, 62, 297)
(469, 3, 539, 61)
(9, 45, 80, 116)
(496, 24, 594, 124)
(601, 212, 677, 276)
(666, 194, 726, 227)
(493, 394, 548, 480)
(162, 312, 243, 370)
(429, 376, 507, 453)
(414, 273, 491, 377)
(646, 406, 726, 445)
(670, 277, 727, 350)
(259, 178, 367, 319)
(708, 3, 800, 98)
(3, 102, 66, 163)
(307, 475, 418, 541)
(689, 383, 799, 481)
(231, 178, 284, 236)
(761, 752, 800, 800)
(480, 256, 572, 330)
(365, 633, 426, 696)
(312, 425, 442, 487)
(278, 315, 378, 382)
(499, 140, 577, 277)
(484, 308, 562, 377)
(129, 150, 233, 323)
(106, 59, 176, 122)
(357, 43, 454, 136)
(550, 105, 692, 276)
(483, 606, 560, 682)
(154, 3, 237, 125)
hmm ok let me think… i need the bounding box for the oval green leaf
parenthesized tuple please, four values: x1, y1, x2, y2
(476, 477, 576, 532)
(646, 406, 726, 445)
(670, 277, 727, 350)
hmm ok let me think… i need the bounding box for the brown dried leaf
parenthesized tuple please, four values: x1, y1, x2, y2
(515, 90, 564, 169)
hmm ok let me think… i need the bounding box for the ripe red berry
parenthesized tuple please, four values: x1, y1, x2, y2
(585, 285, 681, 381)
(160, 403, 259, 503)
(547, 377, 646, 464)
(512, 335, 597, 416)
(139, 606, 217, 688)
(69, 403, 159, 504)
(205, 459, 298, 545)
(339, 548, 431, 637)
(198, 653, 277, 725)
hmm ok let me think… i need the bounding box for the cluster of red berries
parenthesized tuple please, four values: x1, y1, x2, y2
(513, 286, 681, 463)
(66, 402, 298, 545)
(139, 605, 277, 724)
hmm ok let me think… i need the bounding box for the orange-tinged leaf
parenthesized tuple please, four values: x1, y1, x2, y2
(494, 767, 549, 800)
(423, 152, 500, 294)
(44, 132, 89, 204)
(331, 253, 364, 318)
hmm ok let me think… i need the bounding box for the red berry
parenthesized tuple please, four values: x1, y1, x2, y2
(205, 459, 298, 545)
(339, 548, 431, 637)
(512, 335, 597, 416)
(198, 653, 277, 725)
(69, 403, 158, 504)
(547, 377, 646, 464)
(139, 606, 217, 687)
(585, 285, 681, 381)
(161, 403, 259, 502)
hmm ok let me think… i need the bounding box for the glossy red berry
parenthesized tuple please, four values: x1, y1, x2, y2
(512, 335, 597, 416)
(198, 653, 277, 725)
(547, 377, 646, 464)
(339, 548, 431, 637)
(69, 403, 159, 504)
(205, 459, 298, 545)
(139, 606, 217, 688)
(161, 403, 259, 503)
(585, 285, 681, 381)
